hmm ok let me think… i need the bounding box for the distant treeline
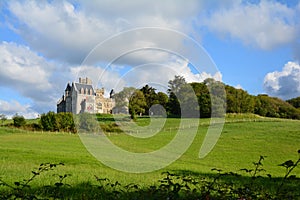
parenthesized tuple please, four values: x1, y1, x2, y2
(114, 76, 300, 120)
(3, 76, 300, 133)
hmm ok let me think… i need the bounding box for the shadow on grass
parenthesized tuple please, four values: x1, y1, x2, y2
(1, 171, 299, 200)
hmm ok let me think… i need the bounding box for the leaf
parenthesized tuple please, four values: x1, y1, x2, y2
(55, 182, 63, 187)
(14, 182, 20, 186)
(279, 160, 294, 168)
(32, 171, 39, 175)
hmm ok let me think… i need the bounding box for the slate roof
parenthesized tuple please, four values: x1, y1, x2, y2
(65, 83, 71, 91)
(74, 83, 95, 95)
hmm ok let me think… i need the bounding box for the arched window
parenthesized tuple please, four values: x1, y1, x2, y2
(80, 88, 84, 94)
(85, 88, 88, 94)
(90, 89, 93, 95)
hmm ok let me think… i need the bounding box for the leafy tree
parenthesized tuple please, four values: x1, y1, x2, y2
(12, 114, 26, 127)
(225, 85, 255, 113)
(113, 87, 136, 113)
(153, 92, 169, 115)
(40, 112, 76, 133)
(167, 92, 180, 117)
(129, 90, 147, 118)
(167, 76, 187, 117)
(167, 75, 186, 94)
(177, 84, 200, 118)
(255, 95, 300, 119)
(76, 112, 99, 133)
(0, 114, 7, 126)
(287, 96, 300, 108)
(40, 111, 57, 131)
(140, 85, 158, 115)
(55, 112, 76, 133)
(207, 81, 226, 117)
(190, 82, 211, 118)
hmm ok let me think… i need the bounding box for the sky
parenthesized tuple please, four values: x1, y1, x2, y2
(0, 0, 300, 118)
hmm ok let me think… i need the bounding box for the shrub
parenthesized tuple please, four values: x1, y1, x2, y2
(12, 114, 26, 127)
(40, 112, 76, 133)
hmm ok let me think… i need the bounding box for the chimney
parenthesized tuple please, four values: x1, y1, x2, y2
(86, 77, 92, 85)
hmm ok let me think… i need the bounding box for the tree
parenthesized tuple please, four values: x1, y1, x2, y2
(167, 76, 187, 117)
(167, 92, 180, 117)
(157, 92, 168, 107)
(129, 90, 147, 118)
(176, 83, 200, 118)
(140, 85, 158, 115)
(287, 97, 300, 108)
(0, 114, 7, 126)
(113, 87, 136, 113)
(12, 114, 26, 127)
(55, 112, 76, 133)
(207, 81, 226, 117)
(191, 82, 211, 118)
(168, 75, 186, 94)
(76, 112, 99, 133)
(40, 111, 57, 131)
(225, 85, 255, 114)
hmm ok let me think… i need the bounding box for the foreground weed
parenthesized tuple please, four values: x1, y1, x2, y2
(0, 150, 299, 199)
(0, 162, 64, 200)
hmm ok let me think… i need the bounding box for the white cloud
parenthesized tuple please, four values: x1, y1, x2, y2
(203, 1, 299, 50)
(234, 84, 243, 90)
(70, 65, 126, 95)
(0, 42, 52, 89)
(6, 0, 201, 64)
(0, 100, 39, 119)
(0, 42, 61, 113)
(264, 61, 300, 99)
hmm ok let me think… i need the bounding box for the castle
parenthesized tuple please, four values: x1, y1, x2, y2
(57, 77, 115, 114)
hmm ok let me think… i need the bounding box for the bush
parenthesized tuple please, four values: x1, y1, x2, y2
(40, 112, 76, 133)
(12, 114, 26, 127)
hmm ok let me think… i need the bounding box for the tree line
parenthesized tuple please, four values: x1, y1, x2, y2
(114, 75, 300, 120)
(1, 75, 300, 133)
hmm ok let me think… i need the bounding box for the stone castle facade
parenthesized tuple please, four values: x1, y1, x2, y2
(57, 77, 115, 114)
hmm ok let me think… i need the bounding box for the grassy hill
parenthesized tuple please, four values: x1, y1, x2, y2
(0, 116, 299, 199)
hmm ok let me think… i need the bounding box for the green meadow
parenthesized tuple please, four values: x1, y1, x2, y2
(0, 115, 299, 199)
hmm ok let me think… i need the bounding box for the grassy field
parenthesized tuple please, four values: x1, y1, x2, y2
(0, 115, 299, 198)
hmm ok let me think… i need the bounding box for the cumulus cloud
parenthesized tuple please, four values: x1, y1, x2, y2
(0, 100, 39, 119)
(203, 1, 299, 50)
(8, 0, 300, 116)
(264, 62, 300, 99)
(0, 42, 62, 115)
(6, 0, 201, 64)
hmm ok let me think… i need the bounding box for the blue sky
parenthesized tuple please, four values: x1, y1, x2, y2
(0, 0, 300, 118)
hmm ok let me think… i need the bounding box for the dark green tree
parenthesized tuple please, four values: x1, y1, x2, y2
(167, 76, 187, 117)
(140, 85, 158, 115)
(76, 112, 99, 133)
(40, 111, 57, 131)
(12, 114, 26, 127)
(287, 96, 300, 108)
(157, 92, 168, 108)
(129, 90, 147, 118)
(190, 82, 211, 118)
(55, 112, 76, 133)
